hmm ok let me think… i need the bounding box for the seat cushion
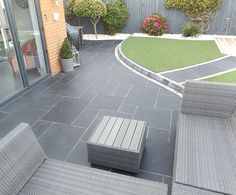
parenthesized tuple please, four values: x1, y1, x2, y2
(19, 159, 167, 195)
(174, 113, 236, 194)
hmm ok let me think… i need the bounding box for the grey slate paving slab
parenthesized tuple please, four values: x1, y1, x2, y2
(0, 111, 7, 120)
(78, 92, 97, 103)
(146, 80, 162, 89)
(73, 107, 100, 128)
(162, 69, 199, 83)
(44, 81, 92, 98)
(140, 128, 174, 176)
(22, 86, 47, 98)
(39, 123, 85, 161)
(113, 84, 132, 97)
(31, 120, 53, 138)
(125, 86, 159, 107)
(42, 98, 89, 124)
(111, 72, 147, 85)
(86, 81, 119, 95)
(89, 94, 124, 111)
(134, 107, 171, 129)
(119, 104, 137, 115)
(156, 94, 181, 110)
(24, 94, 62, 111)
(0, 96, 30, 113)
(162, 56, 236, 83)
(0, 107, 47, 137)
(86, 69, 116, 83)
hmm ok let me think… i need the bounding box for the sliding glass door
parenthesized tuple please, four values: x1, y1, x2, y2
(0, 0, 48, 103)
(0, 0, 23, 100)
(11, 0, 47, 83)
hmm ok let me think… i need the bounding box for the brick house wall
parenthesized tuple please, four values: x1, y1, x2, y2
(39, 0, 67, 76)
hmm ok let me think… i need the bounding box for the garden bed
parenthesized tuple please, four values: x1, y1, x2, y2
(121, 36, 224, 73)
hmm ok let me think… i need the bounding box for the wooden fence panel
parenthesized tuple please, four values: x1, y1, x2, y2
(65, 0, 236, 35)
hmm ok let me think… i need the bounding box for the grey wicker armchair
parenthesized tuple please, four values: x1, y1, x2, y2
(173, 81, 236, 195)
(0, 123, 167, 195)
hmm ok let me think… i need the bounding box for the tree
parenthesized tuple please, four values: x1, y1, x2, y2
(103, 0, 128, 35)
(65, 0, 76, 19)
(73, 0, 107, 38)
(165, 0, 222, 32)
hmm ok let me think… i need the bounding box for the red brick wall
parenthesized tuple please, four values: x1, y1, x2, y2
(39, 0, 67, 75)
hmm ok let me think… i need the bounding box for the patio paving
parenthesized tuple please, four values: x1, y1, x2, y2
(0, 40, 181, 194)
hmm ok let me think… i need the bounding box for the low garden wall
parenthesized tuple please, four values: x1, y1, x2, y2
(65, 0, 236, 35)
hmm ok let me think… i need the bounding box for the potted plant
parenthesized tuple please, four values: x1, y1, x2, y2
(60, 37, 74, 72)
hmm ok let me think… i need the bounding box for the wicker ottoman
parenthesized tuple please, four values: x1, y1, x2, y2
(87, 116, 147, 173)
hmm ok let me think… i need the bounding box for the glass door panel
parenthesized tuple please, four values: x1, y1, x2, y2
(11, 0, 47, 83)
(0, 0, 23, 101)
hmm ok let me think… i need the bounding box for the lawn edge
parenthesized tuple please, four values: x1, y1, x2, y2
(115, 41, 183, 96)
(160, 55, 228, 74)
(190, 67, 236, 83)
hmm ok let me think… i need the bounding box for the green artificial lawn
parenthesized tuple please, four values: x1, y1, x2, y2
(205, 70, 236, 84)
(121, 37, 224, 73)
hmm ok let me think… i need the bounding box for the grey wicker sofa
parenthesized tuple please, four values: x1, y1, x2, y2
(173, 81, 236, 195)
(0, 123, 168, 195)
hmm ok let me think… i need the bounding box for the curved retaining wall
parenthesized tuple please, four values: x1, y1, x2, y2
(117, 43, 184, 94)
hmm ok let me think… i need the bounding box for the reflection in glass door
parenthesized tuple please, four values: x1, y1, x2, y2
(11, 0, 47, 83)
(0, 0, 23, 100)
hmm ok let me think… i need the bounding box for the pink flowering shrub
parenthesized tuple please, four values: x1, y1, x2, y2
(141, 14, 168, 36)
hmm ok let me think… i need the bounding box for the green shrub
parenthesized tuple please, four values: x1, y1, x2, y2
(73, 0, 107, 38)
(182, 23, 202, 37)
(60, 37, 73, 59)
(103, 0, 128, 35)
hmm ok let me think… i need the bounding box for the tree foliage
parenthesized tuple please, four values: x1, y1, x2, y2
(165, 0, 222, 32)
(72, 0, 107, 38)
(65, 0, 77, 18)
(103, 0, 128, 35)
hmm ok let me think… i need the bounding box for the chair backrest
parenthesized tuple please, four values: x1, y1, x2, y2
(0, 123, 46, 195)
(182, 81, 236, 118)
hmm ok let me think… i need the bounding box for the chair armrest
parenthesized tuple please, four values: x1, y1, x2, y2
(181, 81, 236, 118)
(0, 123, 46, 195)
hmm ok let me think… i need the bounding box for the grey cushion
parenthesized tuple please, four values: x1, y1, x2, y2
(182, 81, 236, 118)
(172, 183, 223, 195)
(174, 113, 236, 194)
(19, 158, 168, 195)
(0, 123, 46, 195)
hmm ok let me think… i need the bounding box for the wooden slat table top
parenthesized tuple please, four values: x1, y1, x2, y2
(89, 116, 146, 152)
